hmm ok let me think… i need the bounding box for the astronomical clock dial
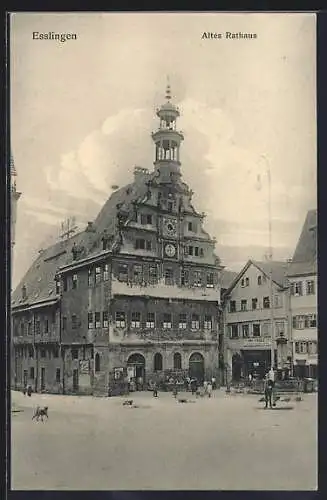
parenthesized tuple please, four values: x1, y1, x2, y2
(164, 243, 177, 258)
(163, 218, 177, 237)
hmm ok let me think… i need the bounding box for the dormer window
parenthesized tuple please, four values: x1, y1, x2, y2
(258, 276, 262, 285)
(22, 284, 27, 300)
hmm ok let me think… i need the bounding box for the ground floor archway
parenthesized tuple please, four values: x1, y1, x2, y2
(127, 353, 146, 389)
(189, 352, 205, 382)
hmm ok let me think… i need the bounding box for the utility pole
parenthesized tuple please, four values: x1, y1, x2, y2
(262, 155, 275, 370)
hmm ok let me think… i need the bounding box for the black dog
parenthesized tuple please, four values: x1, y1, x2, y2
(32, 406, 49, 422)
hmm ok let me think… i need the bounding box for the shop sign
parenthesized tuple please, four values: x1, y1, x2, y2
(243, 338, 271, 348)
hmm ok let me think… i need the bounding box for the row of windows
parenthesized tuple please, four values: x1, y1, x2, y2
(15, 346, 60, 359)
(17, 316, 56, 336)
(240, 275, 266, 288)
(116, 264, 215, 288)
(294, 341, 317, 354)
(291, 280, 315, 296)
(229, 321, 285, 339)
(292, 314, 317, 329)
(111, 312, 213, 330)
(229, 295, 282, 313)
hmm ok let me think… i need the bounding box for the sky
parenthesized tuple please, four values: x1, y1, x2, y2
(10, 12, 317, 287)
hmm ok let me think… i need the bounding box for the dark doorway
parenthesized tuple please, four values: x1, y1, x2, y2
(41, 367, 46, 391)
(127, 353, 146, 385)
(154, 353, 163, 371)
(232, 353, 243, 381)
(73, 369, 79, 392)
(95, 353, 100, 372)
(174, 352, 182, 370)
(241, 350, 271, 379)
(189, 352, 205, 382)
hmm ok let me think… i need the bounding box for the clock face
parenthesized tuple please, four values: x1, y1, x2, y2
(165, 243, 176, 258)
(164, 218, 177, 236)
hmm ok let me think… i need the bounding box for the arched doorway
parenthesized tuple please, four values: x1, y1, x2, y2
(232, 353, 243, 381)
(189, 352, 204, 382)
(95, 353, 100, 372)
(174, 352, 182, 370)
(127, 353, 146, 387)
(154, 353, 163, 371)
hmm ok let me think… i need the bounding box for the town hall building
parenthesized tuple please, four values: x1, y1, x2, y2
(11, 84, 223, 395)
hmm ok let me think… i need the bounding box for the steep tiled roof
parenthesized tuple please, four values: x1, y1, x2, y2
(12, 173, 155, 308)
(288, 209, 317, 277)
(220, 269, 238, 290)
(252, 260, 290, 287)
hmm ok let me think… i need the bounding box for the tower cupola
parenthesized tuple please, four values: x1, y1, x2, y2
(151, 79, 184, 183)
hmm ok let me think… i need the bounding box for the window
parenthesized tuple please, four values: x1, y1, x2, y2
(308, 341, 317, 355)
(194, 270, 202, 287)
(35, 320, 41, 335)
(241, 300, 247, 311)
(40, 348, 46, 358)
(293, 315, 306, 329)
(62, 317, 67, 331)
(20, 322, 25, 336)
(200, 248, 204, 257)
(27, 322, 32, 335)
(146, 240, 152, 251)
(253, 324, 261, 337)
(181, 269, 189, 286)
(53, 346, 59, 358)
(242, 324, 249, 338)
(95, 312, 101, 329)
(103, 311, 109, 328)
(154, 353, 163, 371)
(163, 313, 172, 329)
(30, 367, 35, 379)
(167, 201, 173, 212)
(63, 277, 67, 292)
(306, 280, 315, 295)
(149, 265, 158, 284)
(241, 278, 245, 287)
(55, 280, 61, 295)
(191, 314, 200, 329)
(95, 353, 100, 372)
(308, 314, 317, 328)
(135, 239, 146, 250)
(275, 321, 285, 337)
(88, 312, 94, 329)
(263, 297, 270, 309)
(133, 264, 143, 283)
(72, 348, 79, 359)
(245, 278, 249, 287)
(95, 267, 101, 284)
(229, 300, 236, 313)
(291, 281, 303, 296)
(252, 298, 258, 310)
(88, 269, 94, 287)
(230, 324, 238, 338)
(44, 319, 49, 334)
(165, 268, 173, 285)
(72, 273, 78, 289)
(103, 264, 109, 281)
(115, 311, 126, 328)
(118, 264, 128, 282)
(258, 276, 262, 285)
(141, 213, 152, 225)
(262, 323, 270, 337)
(28, 346, 34, 358)
(179, 313, 187, 329)
(195, 247, 199, 257)
(295, 341, 307, 354)
(188, 222, 193, 231)
(206, 273, 214, 288)
(204, 315, 212, 329)
(146, 312, 155, 329)
(72, 314, 77, 329)
(131, 312, 141, 328)
(56, 368, 61, 383)
(174, 352, 182, 369)
(188, 246, 194, 256)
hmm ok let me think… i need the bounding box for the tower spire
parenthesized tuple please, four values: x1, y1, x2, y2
(151, 79, 184, 183)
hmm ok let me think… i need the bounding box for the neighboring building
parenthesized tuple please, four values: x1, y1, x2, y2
(11, 84, 223, 395)
(223, 259, 291, 381)
(288, 209, 317, 379)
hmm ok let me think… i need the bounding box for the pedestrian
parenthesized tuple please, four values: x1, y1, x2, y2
(211, 376, 216, 390)
(27, 385, 32, 397)
(207, 382, 213, 398)
(190, 378, 196, 395)
(22, 385, 27, 396)
(153, 382, 158, 398)
(248, 373, 253, 386)
(172, 382, 178, 398)
(268, 367, 275, 388)
(203, 380, 208, 394)
(264, 375, 274, 409)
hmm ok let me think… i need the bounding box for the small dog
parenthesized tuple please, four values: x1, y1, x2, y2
(32, 406, 49, 422)
(123, 400, 134, 406)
